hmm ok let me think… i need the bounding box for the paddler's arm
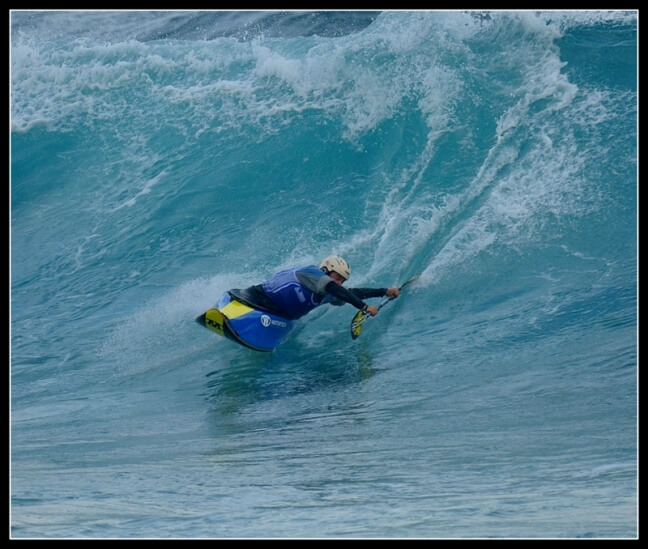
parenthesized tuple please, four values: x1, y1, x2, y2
(293, 268, 374, 312)
(325, 281, 367, 308)
(349, 287, 401, 299)
(295, 268, 398, 316)
(324, 282, 388, 316)
(345, 286, 401, 315)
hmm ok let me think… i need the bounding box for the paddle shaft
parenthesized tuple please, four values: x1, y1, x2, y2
(372, 274, 418, 311)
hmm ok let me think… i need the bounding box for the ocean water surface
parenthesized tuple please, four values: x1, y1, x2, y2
(10, 10, 637, 539)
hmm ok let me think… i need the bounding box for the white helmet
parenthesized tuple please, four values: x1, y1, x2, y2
(320, 255, 351, 281)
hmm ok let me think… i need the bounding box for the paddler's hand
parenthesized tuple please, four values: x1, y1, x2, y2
(364, 305, 379, 316)
(386, 287, 400, 298)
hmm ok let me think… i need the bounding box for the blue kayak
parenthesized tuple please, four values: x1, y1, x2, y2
(195, 291, 294, 352)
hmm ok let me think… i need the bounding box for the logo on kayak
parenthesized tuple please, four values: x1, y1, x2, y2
(260, 315, 287, 328)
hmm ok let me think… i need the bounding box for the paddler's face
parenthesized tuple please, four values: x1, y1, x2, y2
(329, 271, 346, 285)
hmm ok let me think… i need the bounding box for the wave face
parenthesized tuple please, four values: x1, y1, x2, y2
(10, 10, 637, 539)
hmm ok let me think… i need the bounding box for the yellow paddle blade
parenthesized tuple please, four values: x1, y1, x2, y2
(350, 309, 369, 340)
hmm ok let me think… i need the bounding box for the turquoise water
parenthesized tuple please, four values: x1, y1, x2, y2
(10, 10, 637, 539)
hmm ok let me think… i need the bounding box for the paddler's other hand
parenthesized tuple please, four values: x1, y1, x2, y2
(364, 305, 379, 316)
(386, 287, 400, 298)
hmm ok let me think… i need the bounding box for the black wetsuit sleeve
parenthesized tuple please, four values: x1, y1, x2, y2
(349, 287, 388, 300)
(325, 281, 367, 309)
(325, 282, 388, 310)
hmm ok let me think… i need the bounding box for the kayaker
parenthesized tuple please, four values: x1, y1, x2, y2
(228, 256, 400, 321)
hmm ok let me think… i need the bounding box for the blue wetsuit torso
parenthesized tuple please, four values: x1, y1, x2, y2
(261, 266, 331, 320)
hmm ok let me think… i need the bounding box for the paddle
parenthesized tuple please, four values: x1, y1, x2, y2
(350, 275, 419, 340)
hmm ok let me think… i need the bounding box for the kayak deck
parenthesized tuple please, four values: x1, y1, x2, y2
(196, 292, 293, 352)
